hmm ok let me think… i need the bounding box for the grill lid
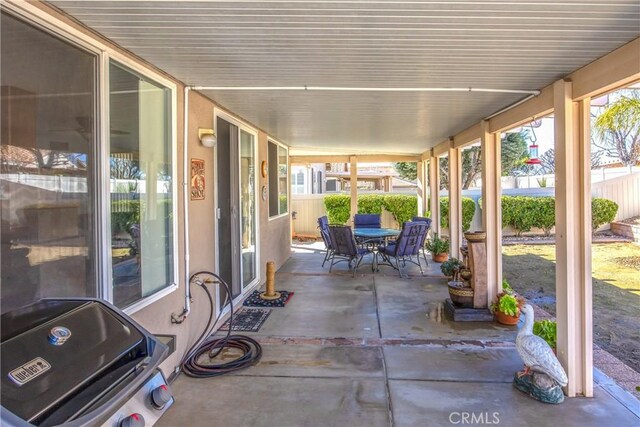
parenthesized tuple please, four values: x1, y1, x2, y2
(1, 300, 146, 424)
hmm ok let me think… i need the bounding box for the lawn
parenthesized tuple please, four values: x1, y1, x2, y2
(502, 243, 640, 373)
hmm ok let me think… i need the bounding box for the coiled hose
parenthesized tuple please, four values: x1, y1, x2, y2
(180, 271, 262, 378)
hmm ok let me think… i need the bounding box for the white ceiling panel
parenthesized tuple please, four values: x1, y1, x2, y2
(50, 0, 640, 153)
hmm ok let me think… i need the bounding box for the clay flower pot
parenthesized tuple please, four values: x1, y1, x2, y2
(432, 253, 448, 263)
(495, 310, 520, 325)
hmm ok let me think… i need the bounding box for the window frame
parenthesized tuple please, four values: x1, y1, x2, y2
(2, 2, 179, 315)
(268, 139, 289, 220)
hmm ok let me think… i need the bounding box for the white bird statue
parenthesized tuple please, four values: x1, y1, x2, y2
(516, 304, 568, 387)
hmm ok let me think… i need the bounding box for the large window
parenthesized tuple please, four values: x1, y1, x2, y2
(0, 11, 176, 313)
(109, 62, 174, 308)
(1, 12, 97, 314)
(268, 141, 288, 217)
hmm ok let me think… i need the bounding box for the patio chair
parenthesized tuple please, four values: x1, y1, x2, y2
(377, 221, 427, 277)
(412, 216, 433, 266)
(354, 213, 382, 247)
(353, 213, 382, 229)
(317, 216, 334, 267)
(328, 225, 371, 277)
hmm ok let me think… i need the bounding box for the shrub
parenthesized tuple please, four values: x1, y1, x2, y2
(533, 319, 557, 349)
(279, 195, 288, 214)
(111, 200, 141, 233)
(439, 197, 476, 231)
(533, 197, 555, 236)
(323, 195, 351, 224)
(357, 194, 384, 214)
(592, 198, 618, 232)
(383, 194, 417, 226)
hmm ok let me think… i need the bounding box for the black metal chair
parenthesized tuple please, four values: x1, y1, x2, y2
(412, 216, 433, 267)
(328, 225, 371, 277)
(317, 216, 334, 267)
(377, 221, 427, 277)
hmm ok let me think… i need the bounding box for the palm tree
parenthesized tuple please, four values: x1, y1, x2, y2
(593, 90, 640, 166)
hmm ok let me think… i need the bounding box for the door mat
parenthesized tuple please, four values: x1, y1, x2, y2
(242, 290, 294, 307)
(219, 308, 272, 332)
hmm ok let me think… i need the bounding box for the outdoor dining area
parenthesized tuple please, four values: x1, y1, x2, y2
(317, 214, 434, 277)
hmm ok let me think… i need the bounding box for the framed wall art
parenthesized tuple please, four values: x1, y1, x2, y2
(190, 158, 205, 200)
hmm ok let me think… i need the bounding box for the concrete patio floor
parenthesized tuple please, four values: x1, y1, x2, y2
(160, 243, 640, 427)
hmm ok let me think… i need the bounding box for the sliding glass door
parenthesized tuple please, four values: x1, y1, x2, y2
(216, 116, 258, 306)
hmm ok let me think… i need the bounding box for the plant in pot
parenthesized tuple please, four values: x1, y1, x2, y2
(425, 233, 449, 263)
(533, 319, 557, 351)
(491, 281, 525, 325)
(441, 258, 464, 280)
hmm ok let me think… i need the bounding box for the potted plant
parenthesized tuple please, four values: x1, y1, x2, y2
(441, 258, 464, 279)
(491, 280, 525, 325)
(425, 233, 449, 263)
(533, 319, 557, 351)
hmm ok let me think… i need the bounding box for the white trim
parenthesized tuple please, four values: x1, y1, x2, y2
(1, 2, 180, 313)
(213, 108, 262, 305)
(267, 138, 290, 219)
(123, 283, 179, 316)
(107, 59, 179, 314)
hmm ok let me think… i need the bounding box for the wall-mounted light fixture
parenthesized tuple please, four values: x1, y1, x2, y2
(198, 128, 216, 148)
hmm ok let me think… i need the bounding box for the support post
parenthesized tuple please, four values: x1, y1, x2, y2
(350, 156, 358, 224)
(448, 142, 462, 259)
(554, 79, 593, 397)
(481, 120, 502, 306)
(416, 161, 426, 216)
(428, 152, 441, 236)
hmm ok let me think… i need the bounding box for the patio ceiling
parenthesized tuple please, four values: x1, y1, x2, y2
(51, 1, 640, 154)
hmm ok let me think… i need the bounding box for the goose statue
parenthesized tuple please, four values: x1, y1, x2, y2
(516, 304, 568, 387)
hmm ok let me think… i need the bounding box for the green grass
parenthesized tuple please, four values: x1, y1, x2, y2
(502, 243, 640, 373)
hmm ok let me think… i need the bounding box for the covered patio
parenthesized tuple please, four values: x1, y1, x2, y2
(160, 243, 639, 426)
(1, 0, 639, 425)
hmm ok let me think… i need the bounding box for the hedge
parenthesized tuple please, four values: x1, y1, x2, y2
(479, 195, 618, 235)
(439, 197, 476, 232)
(323, 194, 351, 224)
(324, 194, 474, 230)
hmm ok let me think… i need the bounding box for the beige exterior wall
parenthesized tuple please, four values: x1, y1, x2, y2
(22, 1, 292, 376)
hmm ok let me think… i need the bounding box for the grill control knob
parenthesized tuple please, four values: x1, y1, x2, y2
(120, 413, 145, 427)
(151, 384, 172, 409)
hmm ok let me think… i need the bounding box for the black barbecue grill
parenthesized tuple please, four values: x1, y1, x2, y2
(1, 298, 173, 426)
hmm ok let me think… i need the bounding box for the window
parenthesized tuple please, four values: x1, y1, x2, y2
(0, 11, 176, 313)
(109, 62, 174, 308)
(291, 167, 306, 194)
(1, 12, 98, 314)
(268, 141, 288, 217)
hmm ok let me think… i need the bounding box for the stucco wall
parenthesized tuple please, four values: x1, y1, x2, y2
(18, 1, 292, 377)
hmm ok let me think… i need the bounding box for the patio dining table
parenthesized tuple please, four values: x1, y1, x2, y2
(353, 228, 400, 272)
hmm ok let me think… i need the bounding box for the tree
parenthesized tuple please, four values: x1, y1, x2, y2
(394, 162, 417, 181)
(593, 90, 640, 166)
(501, 131, 530, 176)
(538, 148, 603, 174)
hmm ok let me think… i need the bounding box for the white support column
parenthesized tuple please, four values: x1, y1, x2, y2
(448, 142, 462, 260)
(350, 156, 358, 225)
(481, 121, 503, 305)
(416, 161, 427, 216)
(429, 152, 441, 236)
(554, 79, 593, 397)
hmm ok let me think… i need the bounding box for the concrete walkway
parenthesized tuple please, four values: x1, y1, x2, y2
(160, 244, 640, 427)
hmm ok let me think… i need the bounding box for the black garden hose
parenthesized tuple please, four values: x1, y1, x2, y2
(180, 271, 262, 378)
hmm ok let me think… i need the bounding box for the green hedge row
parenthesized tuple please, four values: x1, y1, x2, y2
(323, 194, 476, 231)
(438, 197, 476, 231)
(479, 196, 618, 236)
